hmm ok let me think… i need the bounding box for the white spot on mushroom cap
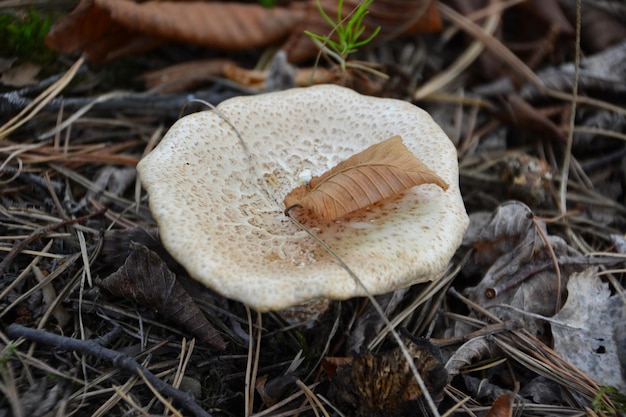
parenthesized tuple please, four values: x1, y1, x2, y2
(137, 85, 469, 312)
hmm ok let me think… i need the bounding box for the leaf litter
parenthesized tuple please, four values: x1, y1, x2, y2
(1, 1, 626, 416)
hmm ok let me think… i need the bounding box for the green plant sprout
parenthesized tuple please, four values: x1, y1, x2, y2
(0, 9, 51, 56)
(304, 0, 383, 75)
(0, 343, 16, 367)
(592, 386, 626, 416)
(258, 0, 277, 8)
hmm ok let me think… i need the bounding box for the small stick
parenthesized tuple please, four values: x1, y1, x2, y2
(484, 261, 552, 300)
(6, 324, 212, 417)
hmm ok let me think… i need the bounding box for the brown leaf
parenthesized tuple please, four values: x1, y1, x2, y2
(222, 62, 269, 91)
(485, 382, 520, 417)
(221, 61, 337, 91)
(520, 0, 573, 35)
(46, 0, 302, 63)
(403, 0, 443, 35)
(45, 0, 159, 63)
(0, 62, 40, 87)
(98, 242, 227, 350)
(142, 59, 234, 93)
(283, 135, 449, 221)
(100, 0, 300, 49)
(321, 356, 354, 379)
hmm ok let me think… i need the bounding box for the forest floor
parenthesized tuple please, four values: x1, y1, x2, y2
(1, 1, 626, 416)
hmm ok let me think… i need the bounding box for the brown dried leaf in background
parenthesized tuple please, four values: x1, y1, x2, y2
(284, 135, 449, 221)
(98, 242, 227, 350)
(484, 382, 520, 417)
(142, 59, 234, 94)
(0, 62, 40, 87)
(284, 0, 439, 63)
(328, 333, 447, 417)
(222, 62, 269, 91)
(44, 0, 162, 63)
(460, 202, 613, 339)
(99, 0, 300, 49)
(221, 61, 337, 91)
(46, 0, 302, 63)
(47, 0, 440, 68)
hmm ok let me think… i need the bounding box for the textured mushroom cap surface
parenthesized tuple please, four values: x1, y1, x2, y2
(137, 85, 469, 311)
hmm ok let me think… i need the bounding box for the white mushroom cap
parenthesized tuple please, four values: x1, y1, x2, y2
(137, 85, 469, 312)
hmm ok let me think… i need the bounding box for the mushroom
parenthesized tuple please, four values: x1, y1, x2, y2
(137, 85, 469, 314)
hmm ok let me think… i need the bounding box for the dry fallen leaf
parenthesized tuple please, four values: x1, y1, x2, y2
(462, 201, 587, 338)
(551, 268, 626, 391)
(462, 202, 623, 347)
(46, 0, 303, 63)
(98, 242, 227, 350)
(221, 61, 337, 91)
(484, 382, 520, 417)
(46, 0, 441, 64)
(284, 135, 449, 221)
(142, 58, 235, 93)
(0, 62, 40, 87)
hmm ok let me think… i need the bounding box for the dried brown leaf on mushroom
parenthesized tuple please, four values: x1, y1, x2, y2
(284, 135, 449, 221)
(98, 242, 227, 350)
